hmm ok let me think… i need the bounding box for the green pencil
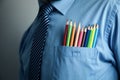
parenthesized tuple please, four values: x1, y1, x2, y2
(87, 26, 96, 48)
(66, 21, 73, 46)
(91, 25, 96, 48)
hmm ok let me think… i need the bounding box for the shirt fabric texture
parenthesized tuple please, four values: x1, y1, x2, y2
(19, 0, 120, 80)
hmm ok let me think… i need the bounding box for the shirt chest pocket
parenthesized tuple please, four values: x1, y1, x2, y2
(52, 46, 98, 80)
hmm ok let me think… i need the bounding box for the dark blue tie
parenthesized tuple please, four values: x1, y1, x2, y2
(29, 4, 54, 80)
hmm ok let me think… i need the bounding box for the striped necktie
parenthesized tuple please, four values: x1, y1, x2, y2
(29, 4, 54, 80)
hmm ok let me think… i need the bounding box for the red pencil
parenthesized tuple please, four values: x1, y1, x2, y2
(63, 20, 69, 46)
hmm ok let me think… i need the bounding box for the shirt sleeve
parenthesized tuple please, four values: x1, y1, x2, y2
(19, 30, 28, 80)
(110, 0, 120, 77)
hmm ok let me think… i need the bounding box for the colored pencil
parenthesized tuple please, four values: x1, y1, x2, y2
(78, 27, 84, 47)
(81, 28, 87, 47)
(74, 23, 81, 47)
(92, 24, 99, 48)
(70, 22, 76, 47)
(83, 26, 91, 47)
(90, 25, 96, 48)
(87, 26, 96, 48)
(63, 20, 69, 46)
(66, 21, 73, 46)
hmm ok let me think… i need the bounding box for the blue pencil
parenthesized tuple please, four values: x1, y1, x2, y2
(92, 24, 99, 48)
(83, 27, 91, 47)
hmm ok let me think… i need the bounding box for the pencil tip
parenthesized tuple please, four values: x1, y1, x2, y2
(78, 22, 81, 27)
(96, 24, 99, 28)
(70, 21, 72, 26)
(74, 22, 76, 27)
(85, 28, 87, 32)
(66, 20, 69, 24)
(88, 26, 91, 30)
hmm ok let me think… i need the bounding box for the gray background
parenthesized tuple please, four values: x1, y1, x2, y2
(0, 0, 39, 80)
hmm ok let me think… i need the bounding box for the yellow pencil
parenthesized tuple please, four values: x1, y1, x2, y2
(74, 23, 81, 47)
(70, 22, 76, 47)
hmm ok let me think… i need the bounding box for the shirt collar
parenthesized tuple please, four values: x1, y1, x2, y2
(51, 0, 75, 15)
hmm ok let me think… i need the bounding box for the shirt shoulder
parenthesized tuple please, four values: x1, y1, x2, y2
(116, 0, 120, 12)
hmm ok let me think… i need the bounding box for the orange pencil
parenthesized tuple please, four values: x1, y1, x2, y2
(70, 22, 76, 47)
(74, 23, 81, 47)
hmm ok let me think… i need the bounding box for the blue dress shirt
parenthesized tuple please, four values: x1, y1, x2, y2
(19, 0, 120, 80)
